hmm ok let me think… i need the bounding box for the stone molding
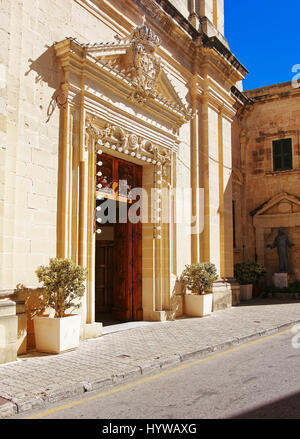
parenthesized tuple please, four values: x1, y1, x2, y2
(54, 32, 192, 133)
(86, 121, 171, 169)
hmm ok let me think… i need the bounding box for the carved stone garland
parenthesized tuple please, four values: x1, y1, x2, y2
(87, 122, 171, 171)
(86, 121, 170, 239)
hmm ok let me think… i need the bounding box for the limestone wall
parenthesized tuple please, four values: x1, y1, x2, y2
(0, 0, 196, 322)
(0, 0, 242, 328)
(234, 82, 300, 282)
(0, 0, 112, 289)
(0, 0, 191, 292)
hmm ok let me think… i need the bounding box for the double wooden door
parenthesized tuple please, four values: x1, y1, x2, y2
(95, 155, 142, 322)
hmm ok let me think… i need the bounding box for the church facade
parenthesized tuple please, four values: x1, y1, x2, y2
(0, 0, 299, 362)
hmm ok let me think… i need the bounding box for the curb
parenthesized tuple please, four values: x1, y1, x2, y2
(0, 400, 17, 418)
(1, 318, 299, 419)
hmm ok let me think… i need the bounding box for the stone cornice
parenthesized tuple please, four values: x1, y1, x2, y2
(139, 0, 247, 84)
(245, 82, 300, 104)
(76, 0, 248, 84)
(188, 74, 237, 120)
(231, 86, 254, 122)
(137, 0, 199, 40)
(231, 86, 253, 106)
(202, 36, 248, 78)
(147, 0, 248, 78)
(199, 47, 245, 87)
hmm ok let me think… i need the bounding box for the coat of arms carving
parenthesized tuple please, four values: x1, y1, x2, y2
(129, 17, 161, 103)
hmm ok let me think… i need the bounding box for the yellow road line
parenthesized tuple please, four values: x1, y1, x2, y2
(26, 328, 292, 419)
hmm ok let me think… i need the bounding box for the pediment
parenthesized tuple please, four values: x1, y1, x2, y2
(156, 70, 185, 109)
(251, 192, 300, 217)
(54, 20, 192, 126)
(84, 39, 189, 116)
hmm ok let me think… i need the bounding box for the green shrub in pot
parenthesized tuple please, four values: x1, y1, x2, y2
(234, 260, 266, 286)
(181, 262, 218, 295)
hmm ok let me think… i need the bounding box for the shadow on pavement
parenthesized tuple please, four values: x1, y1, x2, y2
(230, 391, 300, 419)
(238, 298, 300, 307)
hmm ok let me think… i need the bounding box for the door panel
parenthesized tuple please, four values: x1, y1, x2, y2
(95, 241, 114, 314)
(112, 216, 133, 321)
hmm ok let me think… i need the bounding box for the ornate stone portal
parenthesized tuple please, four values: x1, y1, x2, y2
(53, 19, 194, 326)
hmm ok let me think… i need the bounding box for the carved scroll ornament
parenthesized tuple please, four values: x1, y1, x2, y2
(86, 121, 171, 170)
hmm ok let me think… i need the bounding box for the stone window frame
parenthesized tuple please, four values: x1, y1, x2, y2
(265, 131, 300, 175)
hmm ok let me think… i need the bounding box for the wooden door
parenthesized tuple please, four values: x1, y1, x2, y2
(96, 154, 143, 322)
(112, 216, 142, 322)
(132, 219, 143, 320)
(95, 241, 114, 314)
(112, 213, 133, 321)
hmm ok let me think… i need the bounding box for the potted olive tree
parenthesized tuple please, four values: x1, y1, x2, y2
(234, 261, 266, 301)
(181, 262, 218, 317)
(34, 258, 86, 354)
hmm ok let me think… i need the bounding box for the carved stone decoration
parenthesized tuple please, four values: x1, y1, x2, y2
(87, 120, 171, 168)
(129, 17, 161, 103)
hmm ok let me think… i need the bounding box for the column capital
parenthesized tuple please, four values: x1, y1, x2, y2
(187, 74, 204, 100)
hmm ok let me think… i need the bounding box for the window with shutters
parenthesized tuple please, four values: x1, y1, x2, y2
(272, 138, 293, 172)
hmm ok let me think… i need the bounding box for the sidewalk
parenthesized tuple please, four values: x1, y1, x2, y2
(1, 298, 300, 418)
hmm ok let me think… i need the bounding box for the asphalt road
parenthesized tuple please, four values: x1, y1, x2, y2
(11, 329, 300, 419)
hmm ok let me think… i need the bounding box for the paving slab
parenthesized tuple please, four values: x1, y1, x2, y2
(1, 299, 300, 418)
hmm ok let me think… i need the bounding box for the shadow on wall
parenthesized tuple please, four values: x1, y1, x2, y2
(7, 286, 46, 351)
(169, 279, 185, 320)
(24, 44, 66, 123)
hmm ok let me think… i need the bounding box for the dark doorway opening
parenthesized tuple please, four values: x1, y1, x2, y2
(95, 154, 142, 326)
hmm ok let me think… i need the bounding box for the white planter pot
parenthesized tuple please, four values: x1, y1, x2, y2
(185, 293, 213, 317)
(34, 314, 81, 354)
(240, 284, 253, 301)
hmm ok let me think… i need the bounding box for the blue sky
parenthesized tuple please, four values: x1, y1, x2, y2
(224, 0, 300, 91)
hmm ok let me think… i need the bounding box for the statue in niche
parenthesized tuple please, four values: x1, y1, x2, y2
(267, 227, 295, 272)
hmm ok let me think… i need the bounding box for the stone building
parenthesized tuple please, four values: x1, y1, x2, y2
(0, 0, 297, 363)
(232, 82, 300, 285)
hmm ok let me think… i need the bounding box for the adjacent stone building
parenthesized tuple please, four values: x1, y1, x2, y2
(232, 82, 300, 285)
(0, 0, 298, 363)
